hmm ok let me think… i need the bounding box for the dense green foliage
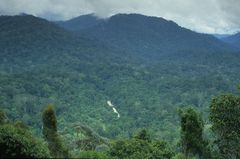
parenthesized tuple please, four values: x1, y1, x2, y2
(42, 104, 57, 134)
(0, 110, 7, 123)
(178, 108, 213, 159)
(109, 129, 174, 159)
(1, 91, 240, 158)
(179, 108, 204, 157)
(0, 14, 240, 158)
(77, 150, 110, 159)
(210, 94, 240, 158)
(42, 104, 69, 158)
(0, 122, 50, 158)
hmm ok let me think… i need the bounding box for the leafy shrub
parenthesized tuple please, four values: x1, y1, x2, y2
(0, 123, 50, 158)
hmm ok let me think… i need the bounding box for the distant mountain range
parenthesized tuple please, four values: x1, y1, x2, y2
(221, 32, 240, 49)
(57, 14, 235, 59)
(213, 34, 231, 39)
(55, 14, 102, 32)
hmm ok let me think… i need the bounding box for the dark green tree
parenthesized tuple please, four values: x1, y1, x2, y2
(178, 107, 204, 158)
(42, 104, 57, 137)
(134, 128, 151, 142)
(109, 129, 174, 159)
(42, 104, 69, 158)
(210, 94, 240, 159)
(0, 123, 50, 158)
(0, 109, 7, 124)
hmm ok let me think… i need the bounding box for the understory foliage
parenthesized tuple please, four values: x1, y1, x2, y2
(0, 110, 50, 158)
(1, 91, 240, 158)
(109, 129, 174, 159)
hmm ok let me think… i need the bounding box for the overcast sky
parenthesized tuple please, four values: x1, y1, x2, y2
(0, 0, 239, 34)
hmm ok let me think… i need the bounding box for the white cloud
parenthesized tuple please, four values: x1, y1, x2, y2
(0, 0, 239, 34)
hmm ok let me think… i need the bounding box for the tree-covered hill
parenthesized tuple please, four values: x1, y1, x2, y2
(0, 14, 240, 147)
(0, 14, 130, 72)
(59, 13, 235, 59)
(221, 32, 240, 49)
(55, 14, 102, 32)
(0, 14, 75, 57)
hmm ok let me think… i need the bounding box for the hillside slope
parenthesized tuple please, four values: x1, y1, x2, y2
(55, 14, 102, 32)
(58, 14, 234, 59)
(222, 32, 240, 49)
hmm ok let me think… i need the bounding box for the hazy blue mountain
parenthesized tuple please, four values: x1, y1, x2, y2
(222, 32, 240, 49)
(213, 33, 231, 39)
(59, 13, 234, 59)
(55, 14, 103, 31)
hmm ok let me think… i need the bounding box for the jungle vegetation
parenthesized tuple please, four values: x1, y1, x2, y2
(0, 14, 240, 158)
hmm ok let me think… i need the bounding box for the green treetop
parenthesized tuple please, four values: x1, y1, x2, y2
(210, 94, 240, 159)
(42, 104, 69, 158)
(178, 107, 204, 158)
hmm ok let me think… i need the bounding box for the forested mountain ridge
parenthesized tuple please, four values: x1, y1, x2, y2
(58, 13, 235, 59)
(0, 14, 75, 55)
(0, 14, 112, 56)
(55, 14, 102, 32)
(1, 14, 240, 158)
(0, 14, 130, 72)
(221, 32, 240, 49)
